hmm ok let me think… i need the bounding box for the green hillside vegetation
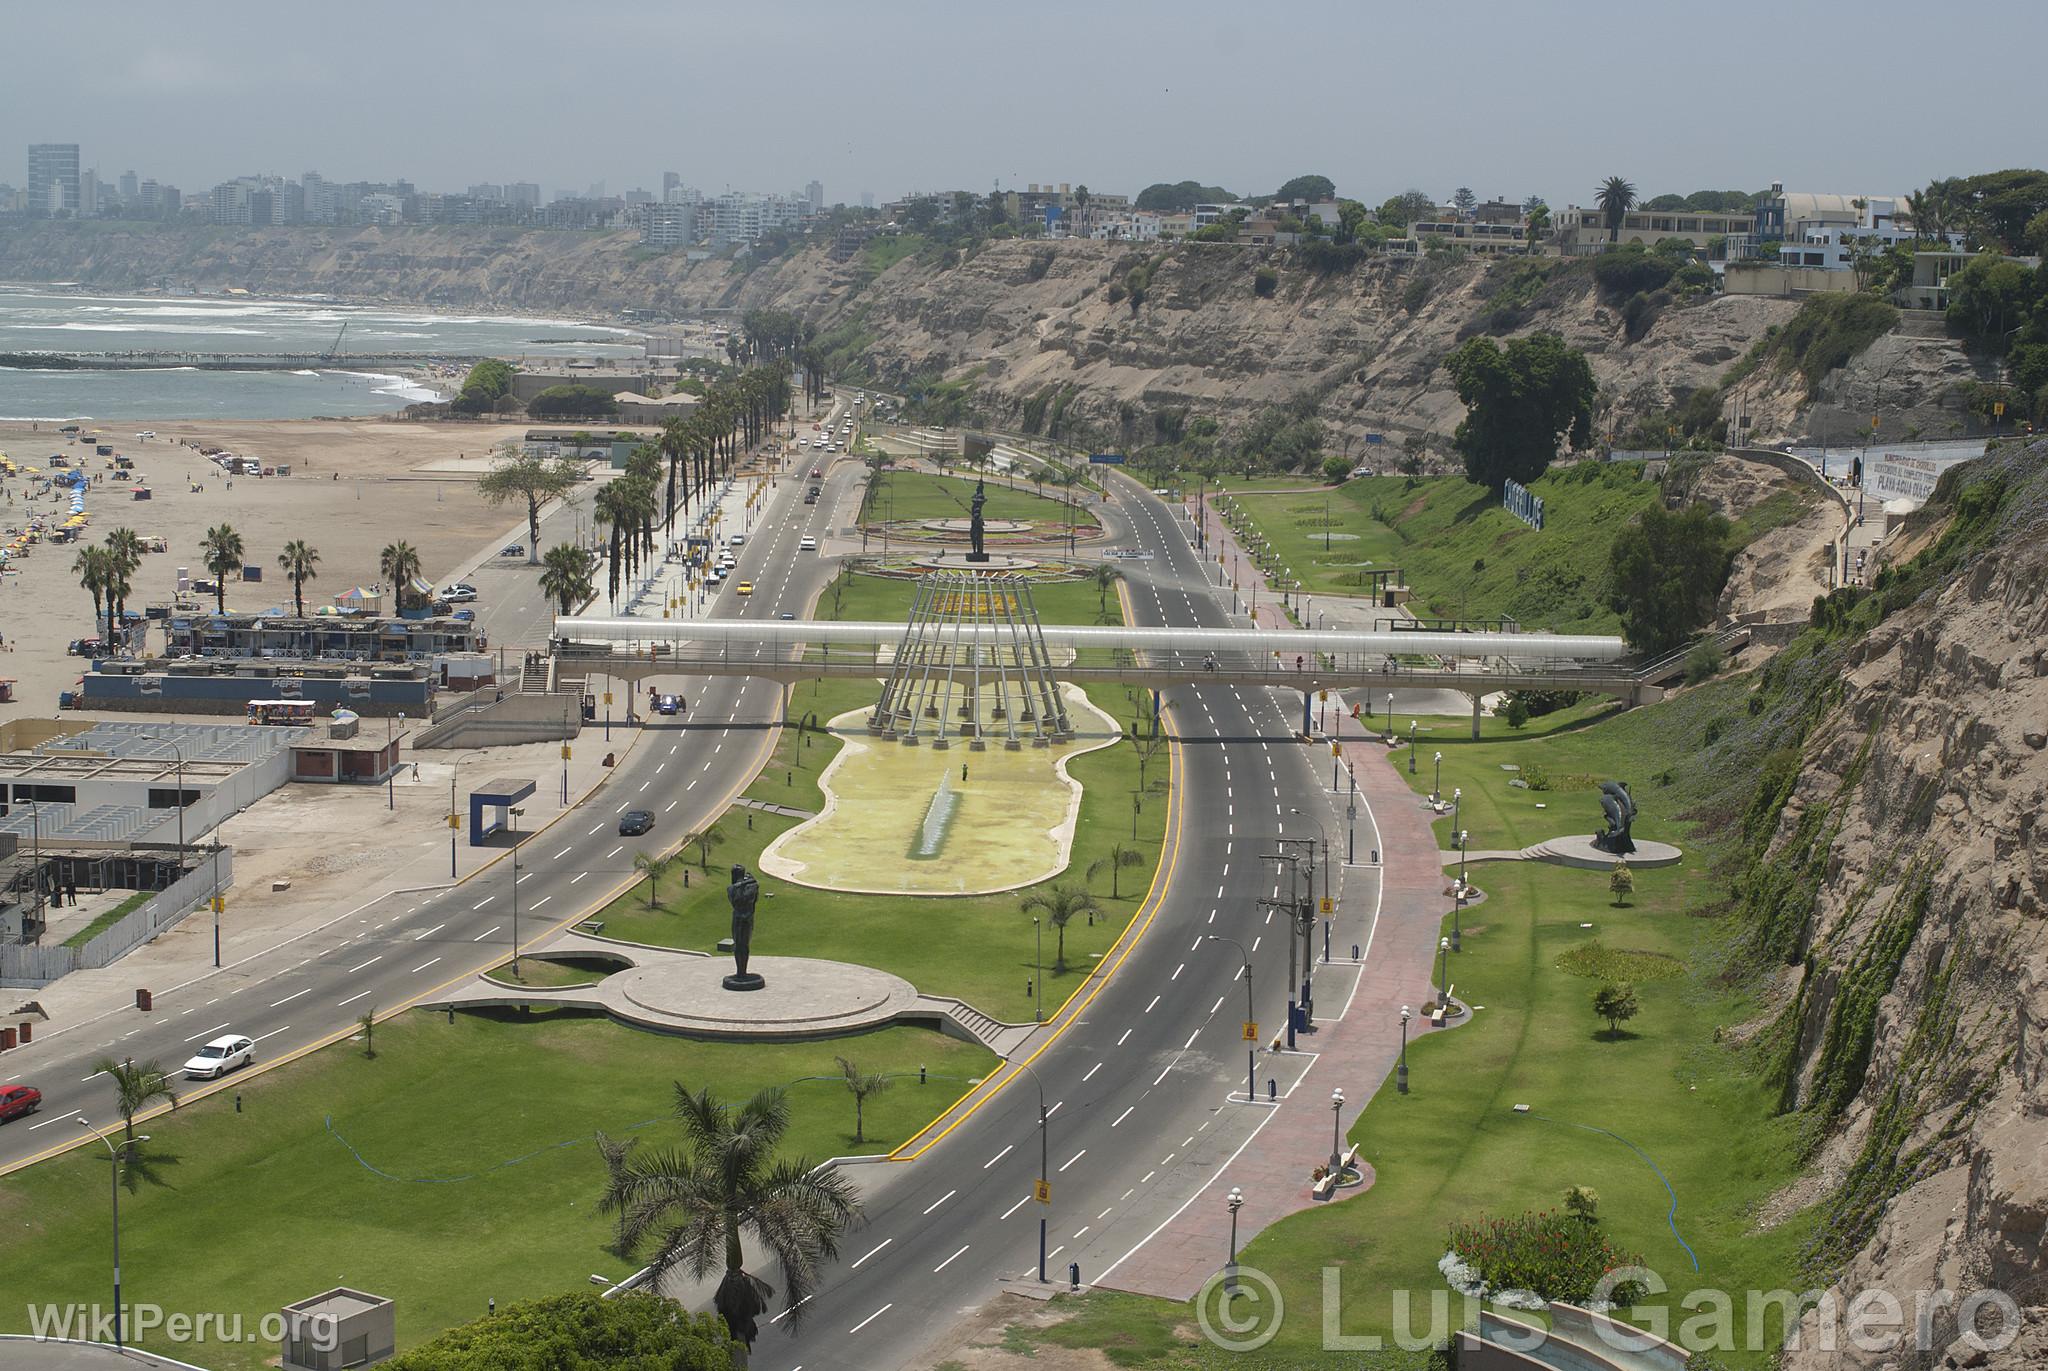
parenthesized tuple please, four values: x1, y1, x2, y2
(1218, 461, 1814, 632)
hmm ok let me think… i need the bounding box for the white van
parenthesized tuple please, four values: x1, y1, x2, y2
(799, 536, 817, 552)
(730, 533, 746, 547)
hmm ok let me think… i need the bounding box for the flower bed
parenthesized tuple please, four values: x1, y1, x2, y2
(1444, 1210, 1647, 1309)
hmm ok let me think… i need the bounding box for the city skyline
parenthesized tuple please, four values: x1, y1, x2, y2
(5, 0, 2044, 214)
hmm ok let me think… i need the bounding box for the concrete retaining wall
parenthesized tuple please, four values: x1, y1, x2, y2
(412, 692, 581, 749)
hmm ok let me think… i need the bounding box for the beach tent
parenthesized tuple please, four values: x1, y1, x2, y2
(333, 586, 384, 614)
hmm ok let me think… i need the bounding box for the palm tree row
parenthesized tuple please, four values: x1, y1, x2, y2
(652, 365, 794, 539)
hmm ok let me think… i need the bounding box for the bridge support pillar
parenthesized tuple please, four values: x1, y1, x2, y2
(1469, 691, 1483, 740)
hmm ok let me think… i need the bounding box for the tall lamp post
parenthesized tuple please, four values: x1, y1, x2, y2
(508, 805, 526, 980)
(1453, 830, 1468, 952)
(1206, 934, 1259, 1105)
(1436, 936, 1452, 1008)
(1407, 721, 1417, 774)
(210, 812, 227, 969)
(1432, 750, 1442, 804)
(1032, 915, 1043, 1023)
(1225, 1187, 1245, 1293)
(1397, 1005, 1412, 1094)
(1013, 1062, 1052, 1284)
(1290, 808, 1333, 964)
(1384, 693, 1394, 744)
(1329, 1086, 1347, 1175)
(79, 1119, 148, 1351)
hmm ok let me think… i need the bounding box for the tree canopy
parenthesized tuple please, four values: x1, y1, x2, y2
(478, 449, 585, 557)
(450, 359, 515, 415)
(1135, 180, 1235, 212)
(1376, 190, 1436, 229)
(1606, 502, 1736, 654)
(1273, 174, 1336, 204)
(379, 1292, 733, 1371)
(1441, 331, 1596, 489)
(529, 384, 620, 420)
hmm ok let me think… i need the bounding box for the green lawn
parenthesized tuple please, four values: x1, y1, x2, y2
(1213, 462, 1817, 633)
(484, 955, 614, 988)
(864, 470, 1100, 533)
(1, 1012, 994, 1371)
(1004, 679, 1815, 1367)
(602, 569, 1164, 1023)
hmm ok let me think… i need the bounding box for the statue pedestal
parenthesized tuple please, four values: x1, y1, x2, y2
(722, 972, 767, 992)
(963, 553, 991, 564)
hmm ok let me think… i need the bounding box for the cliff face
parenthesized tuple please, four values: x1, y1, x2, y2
(2, 223, 1987, 458)
(1753, 445, 2048, 1368)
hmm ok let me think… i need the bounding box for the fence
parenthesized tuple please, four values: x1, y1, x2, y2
(1, 848, 233, 987)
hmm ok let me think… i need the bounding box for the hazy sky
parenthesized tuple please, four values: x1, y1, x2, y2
(8, 1, 2044, 208)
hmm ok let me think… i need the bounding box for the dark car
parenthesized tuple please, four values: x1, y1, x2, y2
(0, 1084, 41, 1123)
(500, 544, 525, 558)
(655, 694, 683, 715)
(618, 809, 655, 836)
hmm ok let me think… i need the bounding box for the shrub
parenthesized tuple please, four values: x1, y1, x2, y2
(1685, 638, 1724, 684)
(1447, 1209, 1647, 1304)
(1592, 245, 1676, 301)
(1504, 696, 1531, 729)
(1253, 266, 1279, 297)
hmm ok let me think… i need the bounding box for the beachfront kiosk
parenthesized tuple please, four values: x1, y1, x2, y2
(468, 777, 536, 846)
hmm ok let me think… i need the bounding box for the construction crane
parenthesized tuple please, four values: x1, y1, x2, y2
(321, 321, 347, 362)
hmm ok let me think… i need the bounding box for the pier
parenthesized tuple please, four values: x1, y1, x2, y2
(0, 350, 485, 372)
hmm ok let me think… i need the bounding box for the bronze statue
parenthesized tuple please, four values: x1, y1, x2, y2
(723, 862, 765, 990)
(966, 476, 990, 563)
(1591, 781, 1637, 855)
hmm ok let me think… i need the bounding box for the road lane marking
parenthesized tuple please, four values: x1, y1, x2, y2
(531, 896, 552, 910)
(1116, 1028, 1133, 1046)
(338, 990, 373, 1008)
(411, 958, 441, 974)
(605, 845, 624, 859)
(933, 1244, 969, 1273)
(1058, 1149, 1086, 1173)
(1144, 995, 1160, 1013)
(346, 956, 381, 974)
(1000, 1194, 1031, 1219)
(185, 1021, 231, 1042)
(849, 1238, 892, 1269)
(1082, 1062, 1101, 1082)
(1112, 1106, 1134, 1127)
(554, 847, 572, 860)
(848, 1304, 891, 1335)
(983, 1143, 1013, 1169)
(271, 989, 309, 1008)
(570, 871, 589, 883)
(419, 923, 449, 938)
(922, 1189, 956, 1215)
(252, 1025, 292, 1043)
(473, 926, 501, 942)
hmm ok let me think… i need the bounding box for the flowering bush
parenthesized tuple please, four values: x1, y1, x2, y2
(1446, 1210, 1646, 1306)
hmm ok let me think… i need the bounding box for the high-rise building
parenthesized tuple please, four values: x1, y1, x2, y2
(119, 170, 138, 203)
(663, 171, 681, 197)
(27, 143, 81, 216)
(80, 169, 101, 215)
(806, 180, 824, 214)
(642, 200, 696, 249)
(506, 181, 541, 209)
(861, 190, 875, 210)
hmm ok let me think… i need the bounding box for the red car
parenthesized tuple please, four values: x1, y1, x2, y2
(810, 466, 822, 478)
(0, 1084, 41, 1123)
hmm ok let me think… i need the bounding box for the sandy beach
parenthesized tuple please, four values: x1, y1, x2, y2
(0, 417, 550, 721)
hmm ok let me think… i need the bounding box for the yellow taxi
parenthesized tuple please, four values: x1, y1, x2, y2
(736, 581, 755, 596)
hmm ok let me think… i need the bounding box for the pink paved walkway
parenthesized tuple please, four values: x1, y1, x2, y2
(1101, 504, 1460, 1300)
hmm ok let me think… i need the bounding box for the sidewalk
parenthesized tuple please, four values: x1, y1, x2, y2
(1098, 502, 1462, 1301)
(13, 716, 648, 1042)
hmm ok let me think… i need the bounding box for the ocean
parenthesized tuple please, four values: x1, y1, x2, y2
(0, 286, 643, 421)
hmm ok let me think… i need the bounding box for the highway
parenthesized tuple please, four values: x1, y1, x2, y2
(741, 477, 1376, 1370)
(3, 431, 1378, 1371)
(0, 412, 858, 1176)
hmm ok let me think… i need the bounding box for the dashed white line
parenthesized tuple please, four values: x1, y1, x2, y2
(1082, 1062, 1102, 1082)
(933, 1244, 970, 1273)
(849, 1238, 892, 1269)
(270, 989, 309, 1008)
(923, 1189, 956, 1215)
(984, 1143, 1014, 1169)
(1116, 1028, 1133, 1046)
(473, 925, 501, 942)
(848, 1304, 892, 1334)
(338, 990, 373, 1008)
(346, 956, 381, 973)
(411, 958, 441, 974)
(1058, 1149, 1087, 1173)
(1144, 994, 1160, 1013)
(1112, 1106, 1135, 1127)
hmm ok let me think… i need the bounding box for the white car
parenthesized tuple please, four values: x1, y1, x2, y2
(799, 536, 817, 551)
(183, 1034, 254, 1080)
(439, 584, 478, 603)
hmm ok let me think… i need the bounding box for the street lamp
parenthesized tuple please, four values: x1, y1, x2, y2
(1408, 721, 1417, 774)
(1289, 807, 1333, 964)
(1384, 693, 1394, 744)
(1453, 830, 1468, 952)
(1206, 935, 1258, 1105)
(1398, 1005, 1412, 1094)
(1436, 936, 1451, 1008)
(1033, 915, 1043, 1023)
(210, 812, 227, 969)
(1432, 750, 1442, 803)
(509, 805, 527, 980)
(79, 1119, 149, 1351)
(1225, 1187, 1245, 1293)
(1013, 1062, 1053, 1284)
(1329, 1087, 1347, 1175)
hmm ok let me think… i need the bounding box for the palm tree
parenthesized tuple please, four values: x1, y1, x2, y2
(200, 523, 244, 614)
(379, 541, 422, 612)
(73, 544, 109, 645)
(1021, 883, 1099, 974)
(1092, 562, 1121, 621)
(1087, 843, 1145, 899)
(835, 1056, 892, 1146)
(598, 1085, 862, 1349)
(1595, 176, 1638, 243)
(539, 543, 596, 615)
(104, 527, 144, 645)
(93, 1057, 178, 1141)
(633, 851, 666, 909)
(277, 539, 320, 618)
(1525, 202, 1551, 250)
(690, 823, 727, 872)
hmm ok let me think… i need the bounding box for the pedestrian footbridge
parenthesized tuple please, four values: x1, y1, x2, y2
(552, 616, 1673, 734)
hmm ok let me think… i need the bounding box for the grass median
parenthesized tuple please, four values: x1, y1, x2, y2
(1002, 677, 1813, 1367)
(1, 1011, 994, 1371)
